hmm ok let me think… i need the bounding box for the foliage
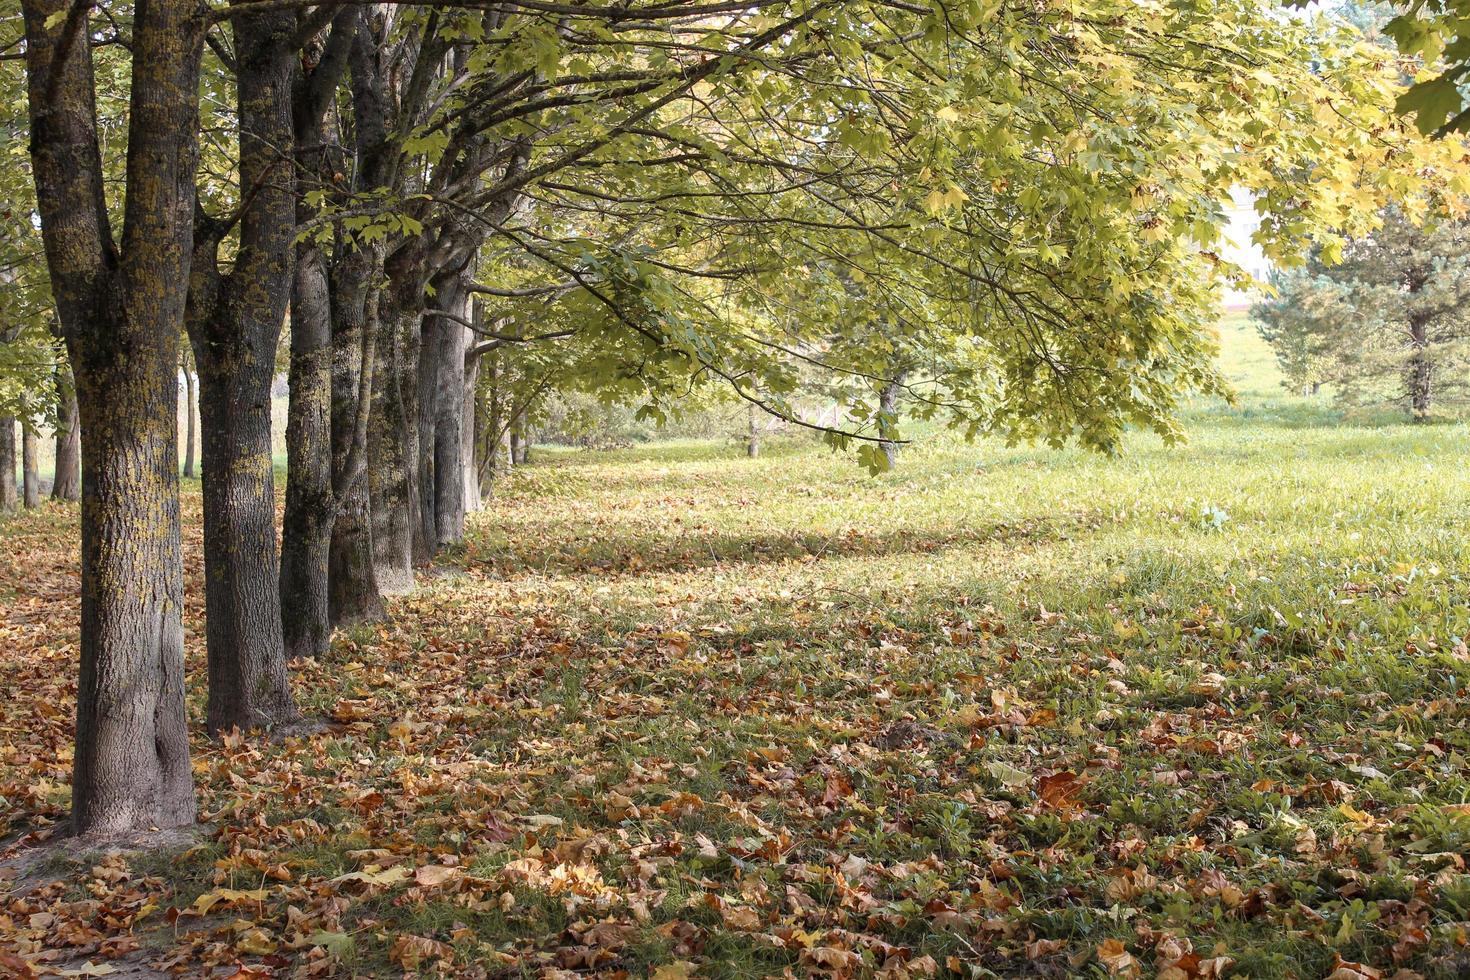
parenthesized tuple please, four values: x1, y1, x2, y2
(0, 52, 59, 425)
(1386, 0, 1470, 131)
(293, 0, 1470, 457)
(1253, 267, 1349, 395)
(1252, 208, 1470, 418)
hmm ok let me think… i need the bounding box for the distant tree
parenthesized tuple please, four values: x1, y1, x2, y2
(1253, 267, 1349, 395)
(21, 422, 38, 508)
(1254, 210, 1470, 418)
(0, 418, 14, 512)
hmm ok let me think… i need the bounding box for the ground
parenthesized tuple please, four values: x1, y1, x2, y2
(5, 317, 1470, 978)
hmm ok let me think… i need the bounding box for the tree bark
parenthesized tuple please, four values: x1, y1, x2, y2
(281, 246, 336, 659)
(462, 347, 482, 513)
(22, 424, 40, 508)
(878, 374, 904, 470)
(182, 346, 196, 478)
(418, 273, 469, 547)
(22, 0, 202, 836)
(0, 417, 16, 511)
(745, 404, 759, 459)
(279, 6, 358, 659)
(1408, 315, 1432, 422)
(52, 357, 81, 501)
(481, 350, 502, 493)
(185, 5, 299, 734)
(416, 304, 444, 556)
(368, 301, 420, 591)
(328, 247, 385, 627)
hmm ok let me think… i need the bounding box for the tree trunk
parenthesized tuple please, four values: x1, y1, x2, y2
(182, 346, 196, 478)
(0, 417, 16, 511)
(745, 404, 759, 458)
(22, 0, 204, 836)
(878, 374, 904, 470)
(462, 337, 482, 514)
(22, 424, 40, 507)
(416, 304, 444, 556)
(481, 350, 502, 494)
(509, 425, 523, 466)
(70, 342, 197, 836)
(368, 302, 419, 592)
(52, 357, 81, 500)
(1408, 315, 1432, 422)
(193, 354, 297, 733)
(434, 285, 469, 543)
(279, 6, 358, 659)
(186, 5, 300, 735)
(280, 245, 336, 659)
(328, 248, 385, 627)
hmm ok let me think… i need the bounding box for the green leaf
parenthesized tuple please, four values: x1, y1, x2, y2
(1396, 77, 1464, 135)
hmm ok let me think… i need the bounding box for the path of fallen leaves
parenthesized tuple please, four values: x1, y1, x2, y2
(4, 455, 1470, 978)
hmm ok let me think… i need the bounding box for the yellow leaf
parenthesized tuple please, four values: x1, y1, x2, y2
(188, 887, 267, 917)
(414, 864, 462, 888)
(235, 926, 277, 955)
(1097, 938, 1140, 977)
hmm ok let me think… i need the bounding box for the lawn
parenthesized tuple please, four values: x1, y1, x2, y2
(5, 316, 1470, 978)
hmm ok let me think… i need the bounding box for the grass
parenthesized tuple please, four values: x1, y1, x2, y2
(6, 314, 1470, 977)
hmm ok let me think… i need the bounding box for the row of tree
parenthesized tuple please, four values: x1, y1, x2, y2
(5, 0, 1468, 838)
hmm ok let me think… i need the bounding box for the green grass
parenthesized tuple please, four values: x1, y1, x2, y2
(397, 311, 1470, 975)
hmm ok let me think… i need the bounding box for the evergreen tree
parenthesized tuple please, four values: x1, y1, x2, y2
(1254, 209, 1470, 418)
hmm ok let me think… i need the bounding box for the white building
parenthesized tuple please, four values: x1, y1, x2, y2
(1220, 186, 1273, 310)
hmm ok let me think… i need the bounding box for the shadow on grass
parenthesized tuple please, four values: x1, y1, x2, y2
(463, 508, 1105, 580)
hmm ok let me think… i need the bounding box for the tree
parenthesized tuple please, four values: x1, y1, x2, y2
(1, 56, 61, 509)
(52, 351, 80, 501)
(0, 419, 14, 512)
(277, 6, 371, 660)
(10, 0, 1470, 836)
(21, 0, 203, 836)
(21, 422, 39, 507)
(1254, 209, 1470, 417)
(1253, 266, 1349, 395)
(186, 4, 301, 734)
